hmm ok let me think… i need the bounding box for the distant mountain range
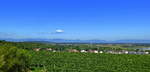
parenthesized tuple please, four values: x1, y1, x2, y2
(1, 38, 150, 43)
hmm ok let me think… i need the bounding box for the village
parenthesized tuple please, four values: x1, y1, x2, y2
(33, 48, 149, 55)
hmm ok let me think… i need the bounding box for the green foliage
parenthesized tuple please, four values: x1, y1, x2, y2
(29, 51, 150, 72)
(0, 44, 29, 72)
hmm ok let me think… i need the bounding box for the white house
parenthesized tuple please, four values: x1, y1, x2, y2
(81, 50, 87, 53)
(99, 51, 103, 54)
(124, 51, 129, 54)
(145, 52, 149, 54)
(122, 50, 129, 54)
(93, 50, 99, 53)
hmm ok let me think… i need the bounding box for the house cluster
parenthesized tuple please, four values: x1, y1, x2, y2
(106, 50, 149, 54)
(34, 48, 53, 52)
(33, 48, 149, 55)
(68, 49, 103, 53)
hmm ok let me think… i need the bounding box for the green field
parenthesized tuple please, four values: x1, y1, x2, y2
(29, 51, 150, 72)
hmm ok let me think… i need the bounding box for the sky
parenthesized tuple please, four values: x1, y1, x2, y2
(0, 0, 150, 40)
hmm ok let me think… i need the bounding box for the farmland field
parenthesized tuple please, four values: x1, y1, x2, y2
(28, 51, 150, 72)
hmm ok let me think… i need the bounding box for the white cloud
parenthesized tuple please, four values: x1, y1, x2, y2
(37, 29, 64, 35)
(55, 29, 64, 33)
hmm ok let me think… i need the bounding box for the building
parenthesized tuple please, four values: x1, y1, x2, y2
(34, 48, 41, 51)
(99, 51, 103, 53)
(80, 50, 87, 53)
(46, 48, 52, 51)
(88, 50, 99, 53)
(68, 49, 79, 53)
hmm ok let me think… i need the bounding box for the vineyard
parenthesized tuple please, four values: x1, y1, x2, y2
(1, 41, 150, 72)
(28, 51, 150, 72)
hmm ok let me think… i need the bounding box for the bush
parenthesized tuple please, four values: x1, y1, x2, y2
(0, 44, 29, 72)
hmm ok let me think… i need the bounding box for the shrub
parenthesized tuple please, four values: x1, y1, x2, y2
(0, 44, 29, 72)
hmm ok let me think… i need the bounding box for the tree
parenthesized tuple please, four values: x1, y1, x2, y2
(0, 44, 29, 72)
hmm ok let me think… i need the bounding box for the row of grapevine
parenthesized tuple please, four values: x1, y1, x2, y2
(28, 51, 150, 72)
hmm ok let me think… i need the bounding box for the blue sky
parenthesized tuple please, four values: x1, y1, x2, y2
(0, 0, 150, 40)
